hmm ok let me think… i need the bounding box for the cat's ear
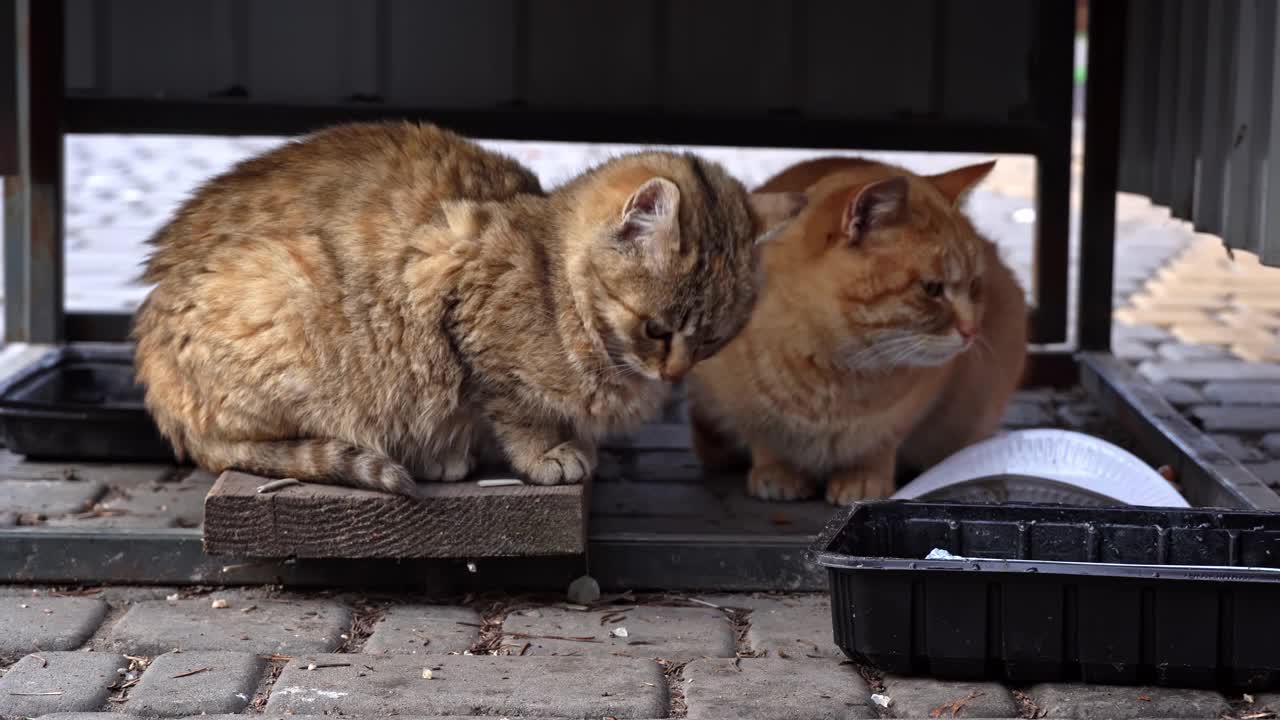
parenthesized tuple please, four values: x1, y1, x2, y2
(747, 191, 807, 245)
(927, 160, 996, 205)
(619, 177, 681, 266)
(842, 177, 909, 243)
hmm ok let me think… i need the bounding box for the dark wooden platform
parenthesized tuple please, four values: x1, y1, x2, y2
(202, 471, 586, 559)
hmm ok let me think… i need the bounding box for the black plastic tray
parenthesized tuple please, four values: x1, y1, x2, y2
(0, 345, 175, 462)
(809, 501, 1280, 690)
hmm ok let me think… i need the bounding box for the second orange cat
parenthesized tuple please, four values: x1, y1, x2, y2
(687, 158, 1027, 505)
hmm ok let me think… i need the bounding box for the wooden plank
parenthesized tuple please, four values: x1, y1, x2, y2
(203, 472, 585, 559)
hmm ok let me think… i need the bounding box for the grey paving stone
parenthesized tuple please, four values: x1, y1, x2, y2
(1206, 434, 1268, 463)
(1153, 380, 1205, 406)
(1113, 339, 1156, 362)
(602, 423, 692, 451)
(1156, 341, 1231, 362)
(1113, 323, 1173, 344)
(0, 455, 174, 486)
(45, 478, 211, 529)
(742, 595, 840, 659)
(109, 596, 351, 655)
(0, 652, 125, 718)
(263, 653, 667, 718)
(1139, 360, 1280, 384)
(683, 658, 874, 720)
(0, 480, 105, 516)
(1262, 433, 1280, 458)
(631, 450, 705, 483)
(124, 651, 264, 717)
(195, 716, 583, 720)
(592, 481, 723, 519)
(1000, 400, 1055, 428)
(1202, 381, 1280, 405)
(1192, 406, 1280, 432)
(363, 605, 480, 655)
(1025, 683, 1230, 719)
(879, 675, 1019, 718)
(503, 605, 734, 661)
(31, 714, 142, 719)
(0, 597, 108, 658)
(1056, 403, 1102, 430)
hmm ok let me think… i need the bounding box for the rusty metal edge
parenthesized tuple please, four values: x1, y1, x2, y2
(1078, 351, 1280, 511)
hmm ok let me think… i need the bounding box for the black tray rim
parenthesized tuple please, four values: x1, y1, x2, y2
(0, 344, 147, 418)
(807, 500, 1280, 584)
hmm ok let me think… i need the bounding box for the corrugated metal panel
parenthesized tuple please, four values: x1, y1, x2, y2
(1193, 0, 1238, 236)
(1121, 0, 1280, 267)
(63, 0, 1036, 119)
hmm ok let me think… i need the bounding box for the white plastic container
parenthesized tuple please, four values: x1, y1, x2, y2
(892, 429, 1189, 508)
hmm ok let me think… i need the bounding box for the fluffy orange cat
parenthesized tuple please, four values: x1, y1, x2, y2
(687, 158, 1027, 505)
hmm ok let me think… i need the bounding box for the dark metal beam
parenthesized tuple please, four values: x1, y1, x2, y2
(66, 312, 133, 343)
(0, 526, 824, 592)
(1027, 0, 1075, 345)
(62, 96, 1050, 155)
(0, 0, 16, 177)
(4, 0, 64, 344)
(1077, 0, 1127, 352)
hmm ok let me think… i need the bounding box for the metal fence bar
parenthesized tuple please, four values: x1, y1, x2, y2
(1247, 1, 1278, 257)
(4, 0, 64, 344)
(1222, 1, 1259, 258)
(1029, 0, 1075, 345)
(1078, 0, 1127, 352)
(1149, 0, 1182, 207)
(1169, 0, 1206, 219)
(1192, 0, 1239, 236)
(1118, 0, 1156, 196)
(1259, 1, 1280, 266)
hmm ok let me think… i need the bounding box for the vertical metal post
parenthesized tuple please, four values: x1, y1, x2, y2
(1192, 0, 1239, 236)
(1029, 0, 1075, 345)
(1077, 0, 1127, 351)
(4, 0, 64, 343)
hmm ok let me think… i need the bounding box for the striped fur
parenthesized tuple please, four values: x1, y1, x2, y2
(133, 122, 804, 495)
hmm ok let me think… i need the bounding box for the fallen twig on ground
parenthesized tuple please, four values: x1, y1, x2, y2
(931, 690, 983, 718)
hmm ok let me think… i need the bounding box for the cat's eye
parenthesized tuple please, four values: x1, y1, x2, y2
(644, 318, 673, 341)
(922, 281, 945, 298)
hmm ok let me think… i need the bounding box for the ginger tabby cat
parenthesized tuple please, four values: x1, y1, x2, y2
(134, 122, 804, 495)
(687, 158, 1027, 505)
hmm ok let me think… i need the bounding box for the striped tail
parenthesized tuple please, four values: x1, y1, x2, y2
(196, 438, 418, 497)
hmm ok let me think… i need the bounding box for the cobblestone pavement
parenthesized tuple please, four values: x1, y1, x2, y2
(0, 586, 1263, 719)
(1114, 234, 1280, 492)
(54, 134, 1045, 316)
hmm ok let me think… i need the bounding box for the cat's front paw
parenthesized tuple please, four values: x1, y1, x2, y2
(522, 441, 595, 485)
(825, 466, 894, 505)
(748, 463, 818, 501)
(418, 453, 475, 483)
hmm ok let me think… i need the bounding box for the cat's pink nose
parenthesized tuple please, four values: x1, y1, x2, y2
(956, 323, 978, 339)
